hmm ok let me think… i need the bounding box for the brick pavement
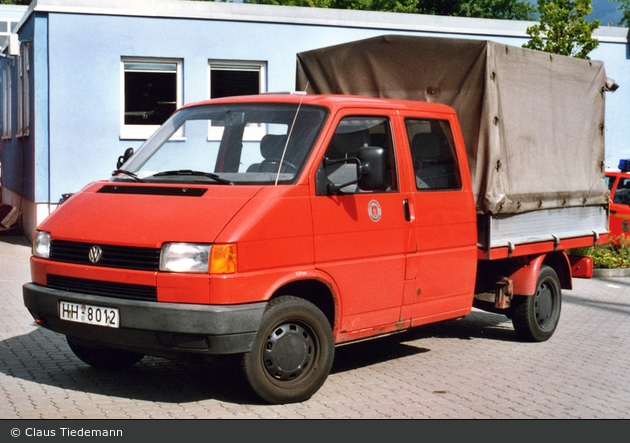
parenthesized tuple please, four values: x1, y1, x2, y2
(1, 232, 629, 419)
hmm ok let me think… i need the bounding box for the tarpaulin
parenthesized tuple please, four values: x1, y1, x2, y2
(296, 34, 612, 214)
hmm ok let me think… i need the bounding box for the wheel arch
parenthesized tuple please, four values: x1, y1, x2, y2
(542, 251, 572, 290)
(511, 251, 572, 296)
(268, 278, 336, 332)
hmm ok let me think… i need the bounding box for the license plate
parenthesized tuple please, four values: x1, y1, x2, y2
(59, 301, 119, 328)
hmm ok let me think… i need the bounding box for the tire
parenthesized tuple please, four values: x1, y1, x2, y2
(511, 265, 562, 342)
(243, 296, 334, 404)
(66, 336, 145, 369)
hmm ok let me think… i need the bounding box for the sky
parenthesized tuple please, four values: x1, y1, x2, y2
(561, 0, 623, 25)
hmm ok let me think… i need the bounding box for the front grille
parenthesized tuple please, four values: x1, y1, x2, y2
(50, 240, 160, 271)
(47, 274, 157, 302)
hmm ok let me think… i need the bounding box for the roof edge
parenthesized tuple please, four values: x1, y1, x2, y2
(19, 0, 629, 43)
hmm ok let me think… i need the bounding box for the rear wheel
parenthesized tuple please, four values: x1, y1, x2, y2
(243, 296, 334, 404)
(67, 336, 144, 369)
(511, 265, 562, 342)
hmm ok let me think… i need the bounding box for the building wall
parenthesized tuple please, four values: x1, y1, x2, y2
(1, 0, 628, 237)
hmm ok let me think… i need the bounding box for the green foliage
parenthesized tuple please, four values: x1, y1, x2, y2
(569, 237, 630, 269)
(457, 0, 535, 19)
(241, 0, 535, 19)
(613, 0, 630, 26)
(523, 0, 599, 59)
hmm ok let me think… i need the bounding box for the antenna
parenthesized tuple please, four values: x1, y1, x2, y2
(274, 82, 309, 185)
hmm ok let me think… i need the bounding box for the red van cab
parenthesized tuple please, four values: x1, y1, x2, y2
(606, 160, 630, 245)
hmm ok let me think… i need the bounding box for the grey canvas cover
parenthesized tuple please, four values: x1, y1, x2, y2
(296, 35, 611, 215)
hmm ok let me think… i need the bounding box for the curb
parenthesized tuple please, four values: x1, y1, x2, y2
(593, 267, 630, 278)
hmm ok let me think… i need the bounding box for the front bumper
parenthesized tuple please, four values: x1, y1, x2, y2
(23, 282, 267, 357)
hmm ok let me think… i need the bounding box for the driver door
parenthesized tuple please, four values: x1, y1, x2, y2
(311, 112, 414, 337)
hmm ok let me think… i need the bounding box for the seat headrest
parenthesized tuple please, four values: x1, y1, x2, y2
(411, 132, 449, 161)
(330, 130, 370, 157)
(260, 134, 288, 159)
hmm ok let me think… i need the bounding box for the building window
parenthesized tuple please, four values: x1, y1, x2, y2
(2, 64, 11, 138)
(17, 42, 29, 137)
(209, 61, 265, 99)
(208, 61, 266, 140)
(0, 21, 19, 48)
(121, 58, 182, 139)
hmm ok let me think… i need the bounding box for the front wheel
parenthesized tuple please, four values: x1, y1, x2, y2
(511, 265, 562, 342)
(243, 296, 334, 404)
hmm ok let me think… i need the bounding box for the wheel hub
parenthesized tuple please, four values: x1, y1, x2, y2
(535, 283, 553, 327)
(263, 322, 314, 381)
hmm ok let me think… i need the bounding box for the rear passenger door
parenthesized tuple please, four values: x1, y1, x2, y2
(399, 115, 478, 324)
(311, 111, 414, 337)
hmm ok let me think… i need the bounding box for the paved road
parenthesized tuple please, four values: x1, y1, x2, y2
(1, 233, 629, 419)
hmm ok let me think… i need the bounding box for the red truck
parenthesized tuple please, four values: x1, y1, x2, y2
(606, 160, 630, 245)
(23, 36, 613, 404)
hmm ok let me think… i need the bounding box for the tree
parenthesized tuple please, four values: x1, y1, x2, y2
(523, 0, 599, 59)
(613, 0, 630, 26)
(242, 0, 536, 20)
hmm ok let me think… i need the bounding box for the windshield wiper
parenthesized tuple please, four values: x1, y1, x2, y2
(112, 169, 145, 182)
(152, 169, 234, 185)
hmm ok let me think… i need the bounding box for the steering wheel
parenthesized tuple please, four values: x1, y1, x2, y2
(259, 159, 299, 173)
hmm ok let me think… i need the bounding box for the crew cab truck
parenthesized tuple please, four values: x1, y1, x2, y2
(23, 36, 612, 404)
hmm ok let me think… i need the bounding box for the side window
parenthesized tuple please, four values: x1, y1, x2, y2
(316, 116, 397, 195)
(405, 118, 461, 191)
(121, 58, 182, 139)
(605, 176, 616, 192)
(613, 178, 630, 205)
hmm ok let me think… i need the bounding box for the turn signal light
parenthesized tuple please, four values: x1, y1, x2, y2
(210, 244, 237, 274)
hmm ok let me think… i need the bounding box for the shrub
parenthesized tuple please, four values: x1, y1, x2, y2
(568, 236, 630, 269)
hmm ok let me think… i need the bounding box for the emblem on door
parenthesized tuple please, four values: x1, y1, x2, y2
(88, 245, 103, 264)
(368, 200, 381, 222)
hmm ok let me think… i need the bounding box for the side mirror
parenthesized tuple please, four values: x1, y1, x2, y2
(357, 146, 387, 191)
(116, 147, 134, 170)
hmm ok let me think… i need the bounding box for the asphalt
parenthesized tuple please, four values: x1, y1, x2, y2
(1, 231, 630, 419)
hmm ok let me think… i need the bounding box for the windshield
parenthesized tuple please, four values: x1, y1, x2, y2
(114, 102, 329, 185)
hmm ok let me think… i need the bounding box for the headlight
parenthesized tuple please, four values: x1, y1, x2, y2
(160, 243, 211, 273)
(33, 231, 51, 258)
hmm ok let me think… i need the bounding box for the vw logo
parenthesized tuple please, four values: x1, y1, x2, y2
(88, 245, 103, 264)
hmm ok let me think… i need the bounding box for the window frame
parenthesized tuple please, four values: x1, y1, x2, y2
(120, 57, 183, 140)
(316, 114, 398, 196)
(404, 117, 462, 192)
(2, 63, 11, 139)
(17, 41, 29, 137)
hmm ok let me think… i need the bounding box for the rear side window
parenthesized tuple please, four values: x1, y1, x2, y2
(404, 118, 461, 191)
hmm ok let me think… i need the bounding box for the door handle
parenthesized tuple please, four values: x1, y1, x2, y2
(403, 199, 411, 222)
